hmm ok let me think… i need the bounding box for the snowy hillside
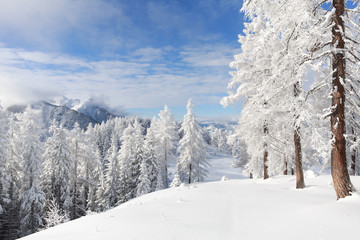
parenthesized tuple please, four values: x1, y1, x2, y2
(21, 150, 360, 240)
(7, 101, 97, 129)
(72, 97, 125, 123)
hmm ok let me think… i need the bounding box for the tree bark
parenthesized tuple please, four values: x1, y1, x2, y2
(164, 150, 168, 188)
(294, 82, 305, 189)
(188, 163, 192, 184)
(294, 126, 305, 188)
(350, 127, 356, 175)
(263, 125, 269, 180)
(331, 0, 353, 199)
(283, 156, 288, 175)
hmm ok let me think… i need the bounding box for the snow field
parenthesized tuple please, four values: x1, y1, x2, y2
(22, 175, 360, 240)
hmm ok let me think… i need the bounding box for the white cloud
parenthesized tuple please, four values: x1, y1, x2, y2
(181, 44, 240, 67)
(0, 42, 240, 110)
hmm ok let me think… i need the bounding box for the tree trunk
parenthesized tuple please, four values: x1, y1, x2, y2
(331, 0, 353, 199)
(188, 163, 192, 184)
(294, 82, 305, 189)
(283, 156, 288, 175)
(263, 125, 269, 180)
(350, 127, 356, 175)
(294, 127, 305, 188)
(164, 150, 168, 188)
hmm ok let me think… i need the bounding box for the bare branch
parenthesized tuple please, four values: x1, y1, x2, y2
(305, 82, 328, 101)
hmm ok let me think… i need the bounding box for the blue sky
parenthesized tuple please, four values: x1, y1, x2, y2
(0, 0, 244, 120)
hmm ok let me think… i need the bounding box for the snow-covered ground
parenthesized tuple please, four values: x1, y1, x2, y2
(22, 150, 360, 240)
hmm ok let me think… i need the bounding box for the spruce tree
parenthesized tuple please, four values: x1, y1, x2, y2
(18, 107, 45, 237)
(176, 99, 209, 184)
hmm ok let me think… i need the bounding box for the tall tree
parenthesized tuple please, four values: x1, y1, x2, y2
(68, 123, 86, 219)
(0, 109, 10, 239)
(103, 132, 121, 209)
(143, 118, 161, 192)
(18, 107, 45, 237)
(43, 121, 72, 217)
(156, 106, 177, 188)
(329, 0, 353, 198)
(4, 116, 22, 239)
(176, 99, 209, 184)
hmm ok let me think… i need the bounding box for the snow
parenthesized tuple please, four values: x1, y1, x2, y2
(21, 149, 360, 240)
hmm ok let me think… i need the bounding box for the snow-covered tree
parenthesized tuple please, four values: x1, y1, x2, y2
(82, 123, 102, 212)
(119, 119, 144, 203)
(103, 132, 121, 209)
(43, 199, 68, 229)
(129, 119, 145, 197)
(0, 108, 10, 239)
(156, 106, 178, 188)
(143, 118, 161, 192)
(43, 121, 72, 217)
(170, 172, 182, 188)
(176, 99, 209, 184)
(68, 123, 86, 219)
(3, 115, 22, 239)
(18, 107, 46, 236)
(226, 130, 248, 169)
(136, 159, 151, 196)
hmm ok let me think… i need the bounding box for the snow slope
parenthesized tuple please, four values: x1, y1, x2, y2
(22, 151, 360, 240)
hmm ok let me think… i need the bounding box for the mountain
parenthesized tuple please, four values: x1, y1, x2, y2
(72, 98, 124, 123)
(8, 101, 98, 130)
(7, 97, 126, 130)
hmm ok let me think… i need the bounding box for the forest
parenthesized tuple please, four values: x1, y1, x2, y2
(1, 0, 360, 239)
(0, 99, 229, 239)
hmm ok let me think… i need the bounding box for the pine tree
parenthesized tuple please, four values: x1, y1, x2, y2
(82, 123, 102, 213)
(103, 132, 121, 209)
(136, 159, 151, 196)
(129, 119, 145, 198)
(156, 106, 177, 188)
(18, 107, 46, 237)
(176, 99, 209, 184)
(170, 170, 182, 187)
(143, 118, 161, 192)
(117, 121, 136, 203)
(68, 123, 86, 219)
(0, 109, 10, 239)
(4, 116, 22, 239)
(43, 121, 72, 218)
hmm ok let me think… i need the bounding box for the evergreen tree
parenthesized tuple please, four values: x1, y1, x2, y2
(176, 99, 209, 183)
(3, 116, 22, 239)
(103, 132, 121, 209)
(43, 121, 72, 217)
(117, 121, 136, 203)
(82, 123, 102, 213)
(68, 123, 86, 219)
(143, 117, 161, 192)
(129, 119, 145, 198)
(136, 159, 151, 196)
(0, 109, 10, 239)
(18, 107, 45, 237)
(156, 106, 177, 188)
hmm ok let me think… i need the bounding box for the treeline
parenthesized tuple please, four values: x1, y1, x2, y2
(0, 100, 212, 239)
